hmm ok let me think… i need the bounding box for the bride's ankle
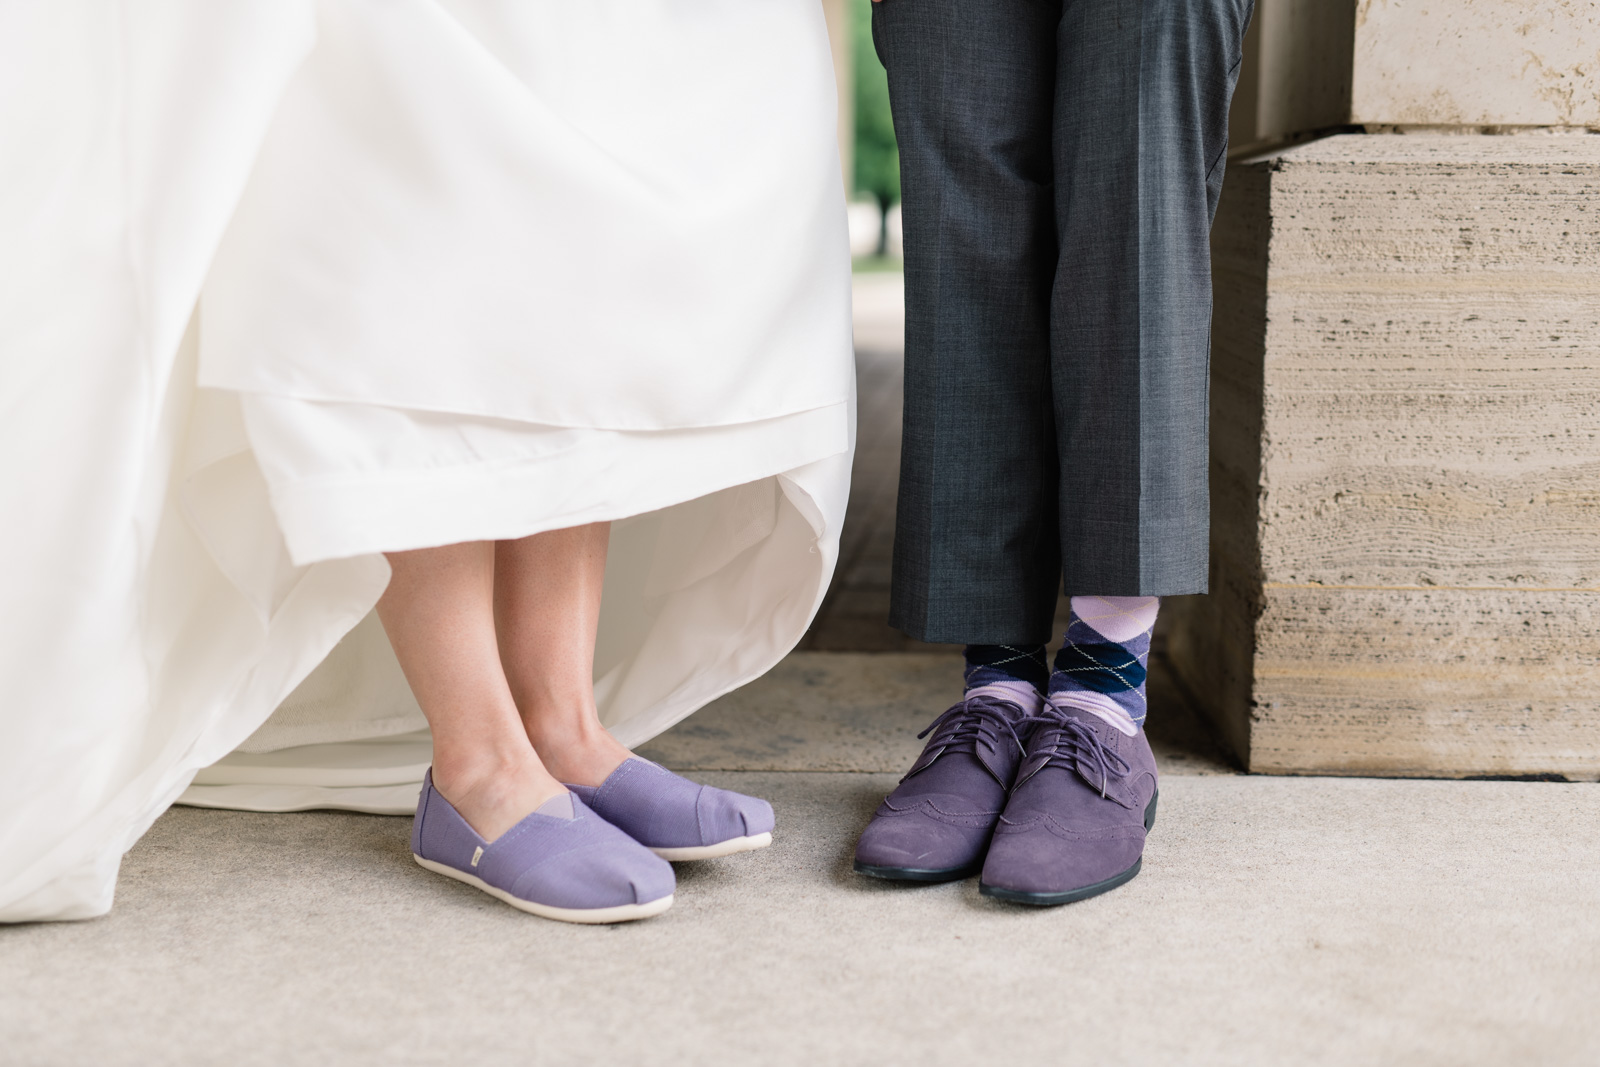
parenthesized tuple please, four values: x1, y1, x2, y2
(525, 722, 631, 788)
(432, 750, 559, 815)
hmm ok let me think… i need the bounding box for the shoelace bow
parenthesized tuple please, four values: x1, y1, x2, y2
(916, 693, 1029, 760)
(1016, 702, 1131, 798)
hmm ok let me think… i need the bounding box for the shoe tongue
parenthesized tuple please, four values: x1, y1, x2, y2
(535, 791, 576, 820)
(1018, 709, 1140, 809)
(936, 684, 1034, 764)
(907, 720, 1020, 791)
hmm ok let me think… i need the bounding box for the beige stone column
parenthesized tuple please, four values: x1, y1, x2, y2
(1165, 0, 1600, 778)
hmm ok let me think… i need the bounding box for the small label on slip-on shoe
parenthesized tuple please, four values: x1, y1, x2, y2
(471, 847, 484, 868)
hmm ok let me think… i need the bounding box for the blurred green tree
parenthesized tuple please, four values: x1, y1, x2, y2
(852, 0, 899, 256)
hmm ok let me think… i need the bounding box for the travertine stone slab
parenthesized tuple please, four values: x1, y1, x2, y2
(1352, 0, 1600, 128)
(1168, 133, 1600, 777)
(1254, 587, 1600, 777)
(1232, 0, 1600, 142)
(1261, 135, 1600, 589)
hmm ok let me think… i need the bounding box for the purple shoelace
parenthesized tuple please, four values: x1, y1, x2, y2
(913, 691, 1030, 767)
(1019, 702, 1132, 798)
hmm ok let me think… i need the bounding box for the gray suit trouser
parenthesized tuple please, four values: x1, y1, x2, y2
(876, 0, 1254, 645)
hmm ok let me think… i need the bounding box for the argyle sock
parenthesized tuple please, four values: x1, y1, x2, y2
(1048, 596, 1159, 735)
(963, 643, 1049, 692)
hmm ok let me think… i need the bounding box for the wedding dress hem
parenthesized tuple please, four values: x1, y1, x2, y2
(259, 400, 850, 566)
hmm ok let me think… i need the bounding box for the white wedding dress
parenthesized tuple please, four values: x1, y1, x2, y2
(0, 0, 853, 921)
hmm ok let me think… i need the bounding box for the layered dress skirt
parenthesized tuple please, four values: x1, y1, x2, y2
(0, 0, 853, 920)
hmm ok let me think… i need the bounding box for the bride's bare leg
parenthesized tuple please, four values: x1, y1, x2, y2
(495, 523, 633, 787)
(376, 541, 566, 840)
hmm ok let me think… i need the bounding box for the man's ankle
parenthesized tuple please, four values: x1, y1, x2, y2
(431, 749, 565, 839)
(963, 643, 1050, 691)
(965, 679, 1043, 713)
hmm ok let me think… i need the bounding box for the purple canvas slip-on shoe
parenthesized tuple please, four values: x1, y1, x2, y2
(853, 683, 1034, 882)
(411, 770, 675, 924)
(566, 759, 775, 861)
(979, 700, 1159, 906)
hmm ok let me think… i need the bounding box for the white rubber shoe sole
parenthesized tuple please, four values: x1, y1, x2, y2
(649, 832, 772, 862)
(413, 855, 674, 924)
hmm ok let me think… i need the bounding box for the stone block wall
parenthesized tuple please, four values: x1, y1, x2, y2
(1351, 1, 1600, 128)
(1232, 0, 1600, 143)
(1166, 133, 1600, 777)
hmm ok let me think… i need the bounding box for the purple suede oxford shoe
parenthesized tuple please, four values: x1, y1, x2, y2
(566, 759, 775, 861)
(980, 700, 1158, 905)
(853, 682, 1035, 882)
(411, 770, 675, 924)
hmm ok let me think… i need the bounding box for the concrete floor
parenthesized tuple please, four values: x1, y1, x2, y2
(4, 651, 1598, 1066)
(6, 274, 1597, 1064)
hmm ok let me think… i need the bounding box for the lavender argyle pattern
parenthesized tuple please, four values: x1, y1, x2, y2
(1049, 595, 1157, 727)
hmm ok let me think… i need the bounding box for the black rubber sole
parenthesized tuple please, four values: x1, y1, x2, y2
(980, 858, 1142, 906)
(978, 790, 1159, 907)
(853, 859, 982, 883)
